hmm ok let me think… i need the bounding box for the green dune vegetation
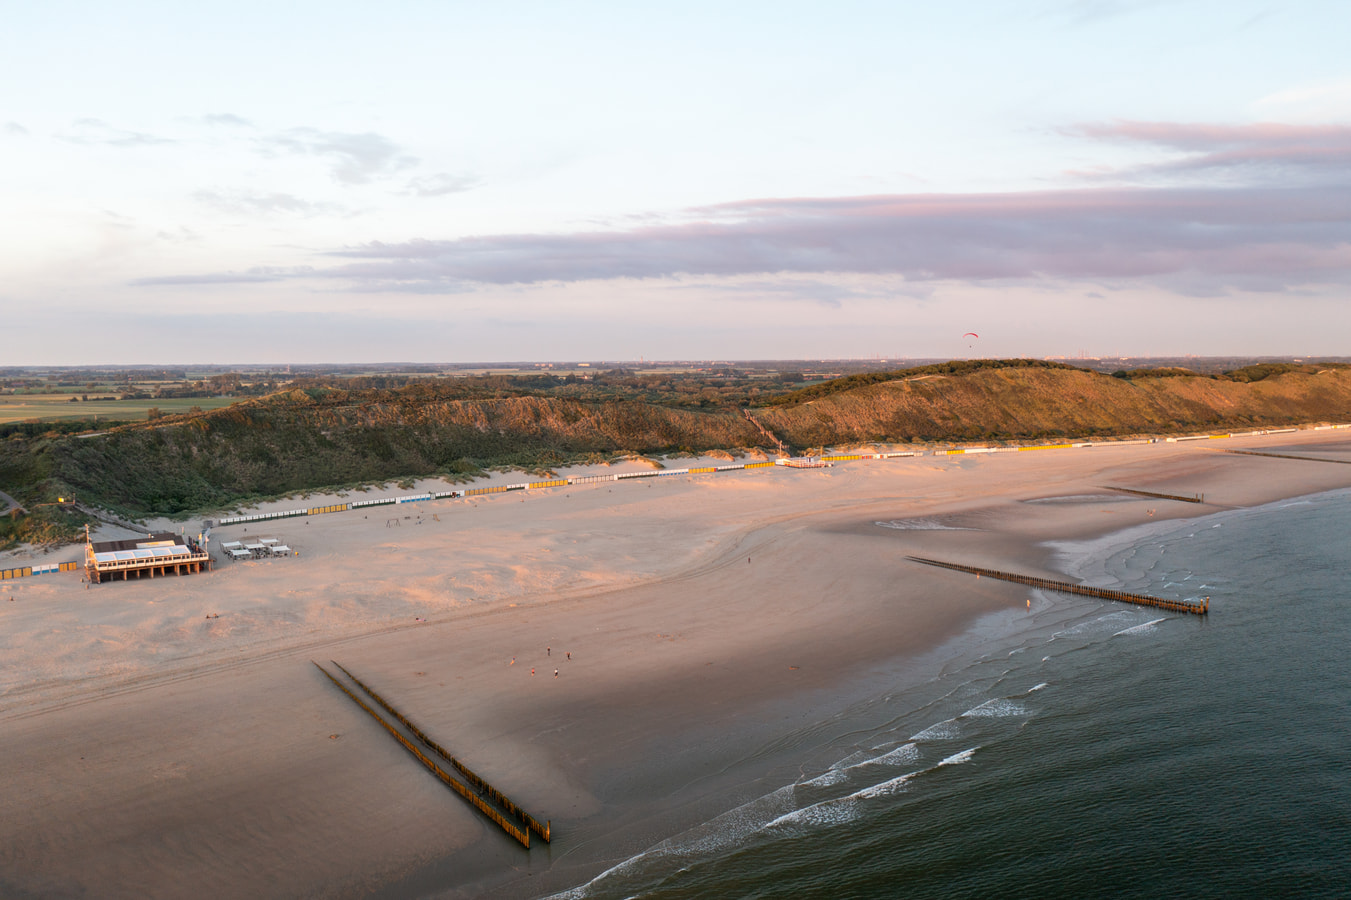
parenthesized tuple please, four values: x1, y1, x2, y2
(3, 360, 1351, 548)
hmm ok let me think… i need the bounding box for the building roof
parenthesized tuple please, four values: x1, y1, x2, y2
(92, 545, 192, 565)
(89, 532, 186, 554)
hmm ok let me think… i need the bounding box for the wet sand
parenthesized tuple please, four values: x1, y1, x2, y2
(3, 432, 1351, 898)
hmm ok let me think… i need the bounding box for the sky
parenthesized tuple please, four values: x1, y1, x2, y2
(3, 0, 1350, 365)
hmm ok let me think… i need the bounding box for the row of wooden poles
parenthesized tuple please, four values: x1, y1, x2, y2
(1103, 485, 1203, 503)
(314, 661, 549, 848)
(1223, 448, 1351, 465)
(907, 556, 1210, 616)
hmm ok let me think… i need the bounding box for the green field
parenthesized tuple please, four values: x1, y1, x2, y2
(0, 396, 239, 425)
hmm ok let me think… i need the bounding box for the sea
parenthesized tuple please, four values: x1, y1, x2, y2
(544, 487, 1351, 899)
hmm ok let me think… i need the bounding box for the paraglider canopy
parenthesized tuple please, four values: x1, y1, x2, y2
(962, 332, 979, 339)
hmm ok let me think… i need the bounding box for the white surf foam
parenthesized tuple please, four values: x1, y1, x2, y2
(826, 749, 874, 771)
(765, 794, 863, 830)
(547, 784, 800, 898)
(851, 770, 920, 800)
(911, 718, 961, 741)
(803, 742, 921, 787)
(1114, 616, 1167, 636)
(766, 796, 862, 830)
(938, 747, 977, 767)
(802, 768, 849, 788)
(961, 698, 1027, 718)
(785, 745, 980, 834)
(1053, 610, 1138, 638)
(865, 742, 921, 767)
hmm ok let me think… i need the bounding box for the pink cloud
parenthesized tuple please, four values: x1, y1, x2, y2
(319, 184, 1351, 293)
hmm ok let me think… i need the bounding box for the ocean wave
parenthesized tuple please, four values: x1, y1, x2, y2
(851, 770, 920, 800)
(545, 785, 799, 898)
(765, 796, 863, 830)
(802, 768, 849, 788)
(781, 746, 979, 834)
(781, 741, 983, 830)
(911, 719, 961, 741)
(803, 743, 921, 787)
(866, 742, 922, 767)
(1052, 610, 1138, 638)
(1114, 616, 1167, 636)
(961, 698, 1027, 718)
(826, 749, 875, 771)
(938, 747, 977, 767)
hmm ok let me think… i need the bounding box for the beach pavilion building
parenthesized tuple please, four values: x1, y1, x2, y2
(85, 532, 213, 584)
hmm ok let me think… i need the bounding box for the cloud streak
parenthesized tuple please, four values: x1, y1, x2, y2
(194, 189, 349, 218)
(61, 118, 174, 148)
(1071, 121, 1351, 182)
(315, 184, 1351, 294)
(203, 113, 252, 128)
(259, 128, 418, 184)
(131, 265, 316, 287)
(404, 172, 481, 197)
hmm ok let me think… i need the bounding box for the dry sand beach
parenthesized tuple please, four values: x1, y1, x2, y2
(4, 432, 1351, 898)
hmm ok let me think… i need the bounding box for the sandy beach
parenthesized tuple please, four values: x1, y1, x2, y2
(4, 431, 1351, 898)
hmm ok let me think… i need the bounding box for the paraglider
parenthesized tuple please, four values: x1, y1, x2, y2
(963, 332, 979, 350)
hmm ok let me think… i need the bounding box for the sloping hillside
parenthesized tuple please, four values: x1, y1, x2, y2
(10, 391, 762, 518)
(760, 365, 1351, 446)
(6, 363, 1351, 532)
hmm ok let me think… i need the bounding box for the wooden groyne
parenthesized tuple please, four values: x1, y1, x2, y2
(330, 661, 550, 843)
(1103, 486, 1203, 503)
(907, 556, 1209, 615)
(312, 662, 532, 848)
(1223, 449, 1351, 465)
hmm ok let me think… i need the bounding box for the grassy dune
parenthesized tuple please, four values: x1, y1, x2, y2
(763, 365, 1351, 446)
(5, 363, 1351, 537)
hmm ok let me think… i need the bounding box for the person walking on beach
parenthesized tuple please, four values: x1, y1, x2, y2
(531, 667, 535, 676)
(554, 669, 559, 678)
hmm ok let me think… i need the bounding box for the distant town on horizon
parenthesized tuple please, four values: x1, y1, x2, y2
(6, 355, 1351, 380)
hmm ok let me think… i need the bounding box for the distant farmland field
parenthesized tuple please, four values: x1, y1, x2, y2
(0, 396, 239, 425)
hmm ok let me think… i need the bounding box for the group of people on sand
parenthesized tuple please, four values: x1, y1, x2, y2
(510, 647, 572, 678)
